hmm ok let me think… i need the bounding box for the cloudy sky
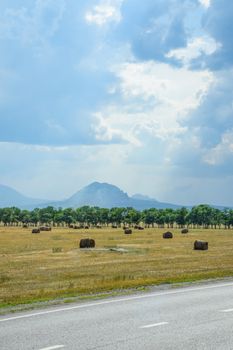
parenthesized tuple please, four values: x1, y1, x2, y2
(0, 0, 233, 206)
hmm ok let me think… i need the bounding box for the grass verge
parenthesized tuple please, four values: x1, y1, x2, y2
(0, 226, 233, 310)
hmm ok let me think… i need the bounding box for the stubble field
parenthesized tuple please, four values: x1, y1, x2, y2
(0, 226, 233, 307)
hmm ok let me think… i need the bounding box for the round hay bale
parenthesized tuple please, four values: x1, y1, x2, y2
(138, 226, 144, 230)
(32, 228, 40, 234)
(163, 231, 173, 239)
(79, 238, 95, 248)
(124, 229, 132, 234)
(112, 225, 118, 229)
(23, 224, 28, 228)
(181, 228, 189, 234)
(89, 239, 95, 248)
(194, 240, 208, 250)
(40, 226, 52, 231)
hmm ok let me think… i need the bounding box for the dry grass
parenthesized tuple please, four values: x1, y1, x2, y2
(0, 226, 233, 307)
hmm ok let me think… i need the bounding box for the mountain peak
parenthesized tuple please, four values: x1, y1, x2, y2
(67, 182, 129, 208)
(85, 181, 116, 189)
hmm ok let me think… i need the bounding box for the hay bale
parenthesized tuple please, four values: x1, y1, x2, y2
(32, 228, 40, 234)
(194, 240, 208, 250)
(96, 225, 102, 229)
(84, 225, 89, 229)
(79, 238, 95, 248)
(181, 228, 189, 234)
(163, 231, 173, 239)
(112, 225, 118, 229)
(124, 229, 132, 234)
(40, 226, 52, 231)
(23, 224, 28, 228)
(52, 247, 63, 253)
(138, 226, 144, 230)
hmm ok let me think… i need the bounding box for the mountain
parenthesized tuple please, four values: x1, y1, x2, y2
(56, 182, 181, 210)
(0, 184, 49, 209)
(59, 182, 131, 208)
(1, 182, 228, 210)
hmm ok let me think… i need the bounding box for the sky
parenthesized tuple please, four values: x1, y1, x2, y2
(0, 0, 233, 206)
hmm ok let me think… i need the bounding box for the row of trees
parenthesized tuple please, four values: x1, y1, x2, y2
(1, 205, 233, 229)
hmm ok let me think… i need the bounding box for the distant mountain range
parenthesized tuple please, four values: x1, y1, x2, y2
(0, 184, 48, 209)
(0, 182, 182, 210)
(55, 182, 181, 210)
(0, 182, 230, 210)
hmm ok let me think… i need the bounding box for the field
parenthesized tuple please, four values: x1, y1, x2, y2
(0, 226, 233, 308)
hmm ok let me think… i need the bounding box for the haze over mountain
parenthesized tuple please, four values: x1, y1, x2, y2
(0, 185, 48, 209)
(0, 182, 229, 210)
(131, 194, 157, 201)
(56, 182, 180, 210)
(0, 182, 181, 210)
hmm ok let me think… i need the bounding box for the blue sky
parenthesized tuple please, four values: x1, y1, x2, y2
(0, 0, 233, 206)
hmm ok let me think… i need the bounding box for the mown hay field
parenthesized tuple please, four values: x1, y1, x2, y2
(0, 226, 233, 307)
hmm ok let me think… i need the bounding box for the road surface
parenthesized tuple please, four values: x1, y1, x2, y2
(1, 281, 233, 349)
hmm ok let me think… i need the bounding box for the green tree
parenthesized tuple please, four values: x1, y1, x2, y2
(20, 210, 31, 224)
(62, 208, 76, 226)
(176, 207, 189, 228)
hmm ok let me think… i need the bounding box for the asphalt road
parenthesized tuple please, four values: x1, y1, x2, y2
(1, 281, 233, 350)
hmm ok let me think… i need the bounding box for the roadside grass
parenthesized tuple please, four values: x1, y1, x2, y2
(0, 226, 233, 307)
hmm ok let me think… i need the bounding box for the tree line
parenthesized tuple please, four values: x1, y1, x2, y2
(1, 204, 233, 229)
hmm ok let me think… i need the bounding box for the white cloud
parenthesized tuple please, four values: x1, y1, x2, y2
(199, 0, 211, 8)
(167, 36, 219, 67)
(85, 1, 123, 26)
(203, 130, 233, 165)
(96, 60, 214, 145)
(92, 112, 126, 143)
(116, 61, 213, 110)
(93, 108, 145, 146)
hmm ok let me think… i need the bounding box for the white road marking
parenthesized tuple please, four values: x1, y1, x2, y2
(39, 346, 64, 350)
(1, 282, 233, 323)
(140, 322, 168, 329)
(220, 308, 233, 313)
